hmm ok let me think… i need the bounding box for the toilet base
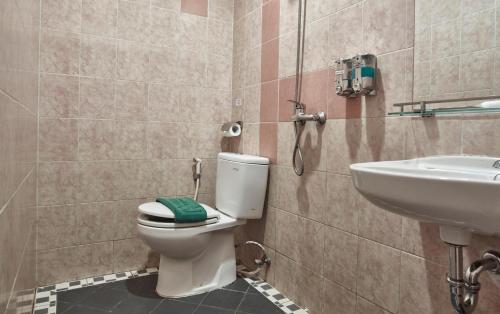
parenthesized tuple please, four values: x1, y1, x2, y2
(155, 229, 237, 298)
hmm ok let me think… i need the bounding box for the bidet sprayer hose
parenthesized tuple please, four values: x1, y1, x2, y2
(293, 122, 304, 176)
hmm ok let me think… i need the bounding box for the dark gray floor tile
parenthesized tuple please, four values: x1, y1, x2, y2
(201, 289, 245, 310)
(78, 286, 127, 310)
(175, 292, 208, 304)
(58, 286, 101, 304)
(237, 293, 283, 314)
(193, 305, 234, 314)
(56, 301, 73, 314)
(111, 294, 162, 314)
(245, 285, 260, 295)
(60, 304, 108, 314)
(222, 278, 250, 292)
(151, 300, 198, 314)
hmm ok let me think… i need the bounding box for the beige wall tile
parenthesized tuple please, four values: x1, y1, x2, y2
(208, 19, 233, 56)
(322, 279, 357, 314)
(209, 0, 234, 22)
(81, 36, 117, 78)
(460, 50, 494, 92)
(405, 117, 462, 158)
(112, 121, 148, 160)
(356, 239, 401, 313)
(113, 199, 147, 239)
(78, 161, 115, 202)
(42, 0, 82, 32)
(113, 238, 159, 272)
(275, 209, 299, 260)
(274, 253, 298, 302)
(328, 4, 362, 62)
(325, 174, 360, 234)
(399, 253, 450, 314)
(358, 203, 402, 249)
(40, 74, 79, 118)
(149, 46, 179, 84)
(151, 7, 178, 46)
(431, 19, 460, 59)
(37, 242, 113, 285)
(115, 81, 148, 120)
(462, 116, 500, 156)
(148, 83, 179, 122)
(147, 122, 178, 159)
(117, 41, 150, 82)
(207, 53, 232, 90)
(363, 0, 406, 55)
(461, 9, 495, 54)
(177, 50, 207, 86)
(296, 217, 325, 272)
(402, 218, 449, 266)
(40, 30, 80, 75)
(78, 119, 115, 160)
(39, 118, 78, 161)
(356, 297, 391, 314)
(82, 0, 117, 36)
(178, 14, 208, 51)
(38, 162, 80, 206)
(153, 0, 181, 10)
(323, 226, 358, 291)
(79, 78, 115, 119)
(117, 0, 150, 42)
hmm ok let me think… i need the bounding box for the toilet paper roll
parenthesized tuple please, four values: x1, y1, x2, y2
(221, 122, 242, 137)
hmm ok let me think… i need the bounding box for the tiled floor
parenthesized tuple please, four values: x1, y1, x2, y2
(50, 275, 286, 314)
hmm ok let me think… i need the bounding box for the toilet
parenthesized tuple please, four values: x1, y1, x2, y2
(137, 153, 269, 298)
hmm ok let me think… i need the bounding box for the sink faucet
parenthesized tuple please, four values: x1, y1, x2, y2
(493, 160, 500, 168)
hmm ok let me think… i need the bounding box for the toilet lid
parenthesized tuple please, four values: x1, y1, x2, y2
(138, 202, 220, 220)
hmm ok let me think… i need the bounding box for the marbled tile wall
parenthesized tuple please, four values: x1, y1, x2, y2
(414, 0, 500, 103)
(36, 0, 235, 285)
(232, 0, 500, 313)
(0, 0, 39, 312)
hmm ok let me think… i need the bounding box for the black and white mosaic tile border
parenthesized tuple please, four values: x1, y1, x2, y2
(33, 268, 308, 314)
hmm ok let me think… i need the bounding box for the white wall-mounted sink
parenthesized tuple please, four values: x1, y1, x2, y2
(350, 156, 500, 245)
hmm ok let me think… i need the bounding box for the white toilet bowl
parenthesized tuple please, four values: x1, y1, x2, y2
(137, 153, 269, 298)
(137, 203, 245, 298)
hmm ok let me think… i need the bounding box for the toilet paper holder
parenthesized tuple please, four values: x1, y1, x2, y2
(221, 121, 243, 137)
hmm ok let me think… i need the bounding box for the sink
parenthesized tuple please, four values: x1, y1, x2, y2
(350, 156, 500, 245)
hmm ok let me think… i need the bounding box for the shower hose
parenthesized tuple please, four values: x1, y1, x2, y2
(292, 0, 307, 176)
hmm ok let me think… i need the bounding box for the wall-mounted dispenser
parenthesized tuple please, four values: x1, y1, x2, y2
(336, 54, 377, 97)
(335, 58, 354, 97)
(352, 54, 376, 96)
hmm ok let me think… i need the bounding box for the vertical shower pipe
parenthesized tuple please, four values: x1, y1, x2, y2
(292, 0, 307, 176)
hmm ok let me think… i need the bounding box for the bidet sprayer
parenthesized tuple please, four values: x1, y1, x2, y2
(193, 158, 202, 181)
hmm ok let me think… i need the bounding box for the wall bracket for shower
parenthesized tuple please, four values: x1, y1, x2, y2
(335, 54, 377, 98)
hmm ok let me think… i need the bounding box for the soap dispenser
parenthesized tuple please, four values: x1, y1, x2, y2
(351, 54, 377, 96)
(335, 58, 354, 97)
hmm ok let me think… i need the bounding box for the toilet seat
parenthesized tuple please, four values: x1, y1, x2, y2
(137, 202, 220, 229)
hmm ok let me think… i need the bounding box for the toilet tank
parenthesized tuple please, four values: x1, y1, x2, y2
(216, 153, 269, 219)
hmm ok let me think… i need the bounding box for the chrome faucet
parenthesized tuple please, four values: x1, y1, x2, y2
(288, 100, 326, 125)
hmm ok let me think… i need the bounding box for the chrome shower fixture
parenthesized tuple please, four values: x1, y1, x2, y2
(290, 0, 326, 177)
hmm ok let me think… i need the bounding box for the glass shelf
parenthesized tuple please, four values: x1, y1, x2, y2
(389, 106, 500, 117)
(390, 96, 500, 117)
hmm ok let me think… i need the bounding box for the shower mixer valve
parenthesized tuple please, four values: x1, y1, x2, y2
(288, 100, 326, 125)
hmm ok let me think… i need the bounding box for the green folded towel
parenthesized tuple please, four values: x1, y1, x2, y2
(156, 197, 207, 223)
